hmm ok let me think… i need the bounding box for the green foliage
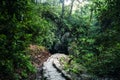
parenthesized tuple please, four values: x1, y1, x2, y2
(0, 0, 55, 80)
(0, 0, 120, 79)
(60, 0, 120, 78)
(72, 0, 120, 78)
(86, 0, 120, 77)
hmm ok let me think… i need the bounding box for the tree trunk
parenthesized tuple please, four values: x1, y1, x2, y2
(89, 8, 93, 23)
(61, 0, 65, 18)
(69, 0, 75, 17)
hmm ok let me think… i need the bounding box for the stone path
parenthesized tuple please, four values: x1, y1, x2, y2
(42, 54, 67, 80)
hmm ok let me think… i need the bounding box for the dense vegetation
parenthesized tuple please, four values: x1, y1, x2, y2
(0, 0, 120, 79)
(0, 0, 55, 79)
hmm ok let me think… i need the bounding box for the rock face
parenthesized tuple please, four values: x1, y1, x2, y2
(42, 53, 68, 80)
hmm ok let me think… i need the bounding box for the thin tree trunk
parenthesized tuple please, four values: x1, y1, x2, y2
(61, 0, 65, 18)
(89, 8, 93, 23)
(69, 0, 75, 17)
